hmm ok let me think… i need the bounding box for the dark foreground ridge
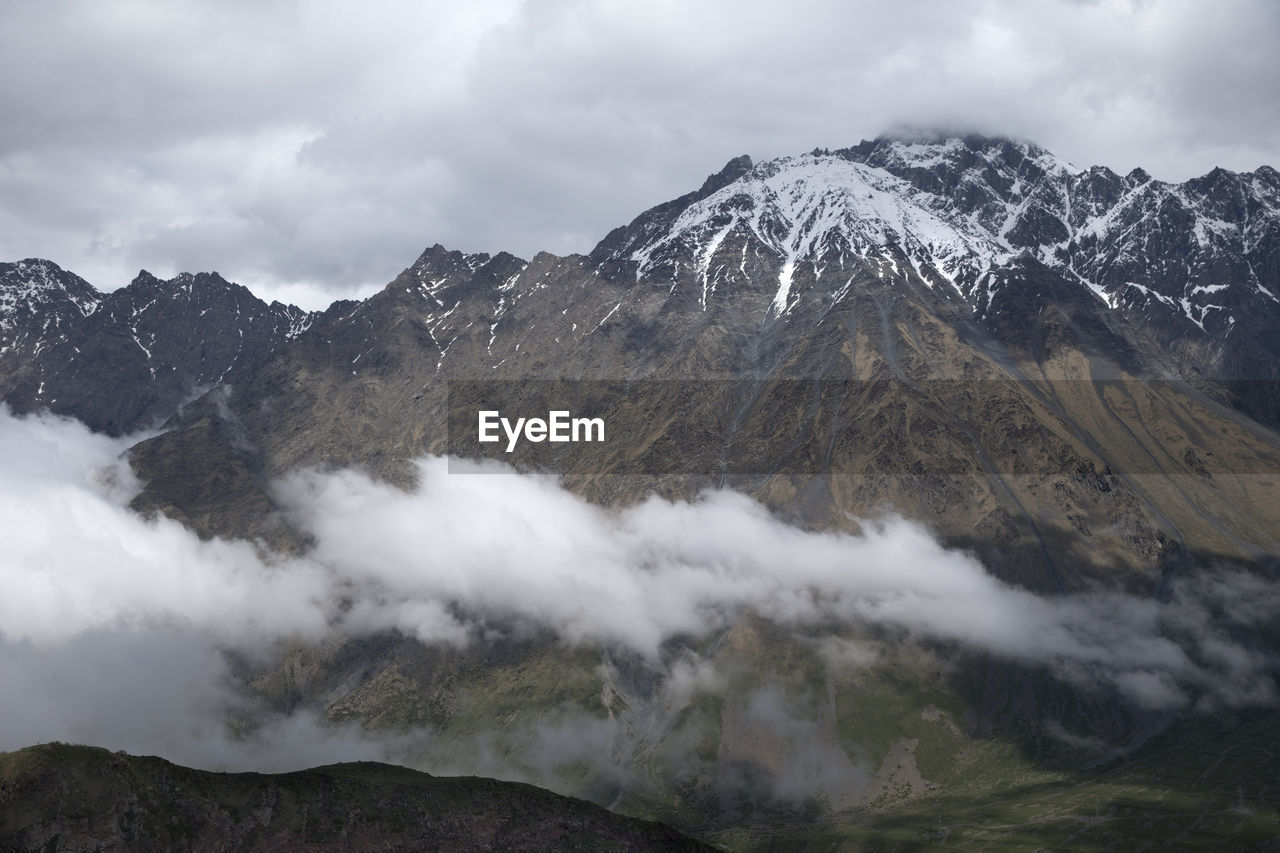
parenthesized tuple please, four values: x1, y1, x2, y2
(0, 743, 716, 852)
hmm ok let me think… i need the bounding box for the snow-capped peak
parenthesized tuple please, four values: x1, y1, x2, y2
(599, 134, 1280, 334)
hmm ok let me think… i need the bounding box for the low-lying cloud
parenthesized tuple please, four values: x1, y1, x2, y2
(0, 407, 1277, 774)
(278, 458, 1279, 711)
(0, 409, 332, 645)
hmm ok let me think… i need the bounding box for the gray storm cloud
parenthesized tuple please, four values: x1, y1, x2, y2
(1, 1, 1278, 306)
(0, 408, 1277, 771)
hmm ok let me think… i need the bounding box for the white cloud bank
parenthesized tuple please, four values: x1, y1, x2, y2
(0, 408, 1277, 770)
(0, 410, 333, 645)
(280, 458, 1279, 711)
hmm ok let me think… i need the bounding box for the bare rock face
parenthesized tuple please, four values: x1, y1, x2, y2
(0, 744, 713, 852)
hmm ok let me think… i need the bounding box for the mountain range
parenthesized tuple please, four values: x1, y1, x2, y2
(3, 133, 1280, 849)
(7, 134, 1280, 579)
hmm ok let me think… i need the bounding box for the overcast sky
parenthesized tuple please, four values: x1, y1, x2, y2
(2, 0, 1278, 309)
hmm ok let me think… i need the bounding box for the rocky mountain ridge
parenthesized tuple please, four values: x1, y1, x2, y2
(5, 136, 1279, 418)
(0, 259, 325, 434)
(597, 135, 1280, 327)
(594, 135, 1280, 401)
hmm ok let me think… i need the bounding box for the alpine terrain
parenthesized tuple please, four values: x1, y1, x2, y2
(3, 134, 1280, 850)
